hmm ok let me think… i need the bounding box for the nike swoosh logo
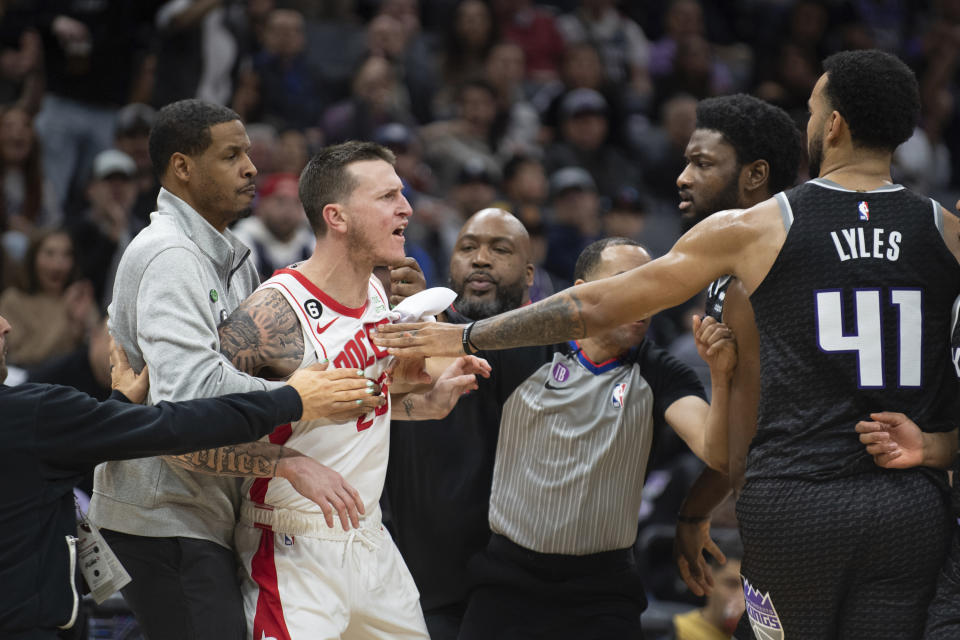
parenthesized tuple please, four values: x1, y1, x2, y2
(544, 381, 565, 390)
(316, 317, 338, 334)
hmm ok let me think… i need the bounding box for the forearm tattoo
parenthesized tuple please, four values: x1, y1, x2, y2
(473, 291, 587, 349)
(219, 288, 304, 377)
(166, 442, 286, 477)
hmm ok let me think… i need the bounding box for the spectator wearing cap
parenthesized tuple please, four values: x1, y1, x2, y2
(231, 173, 315, 282)
(113, 103, 158, 225)
(422, 158, 501, 283)
(68, 149, 143, 309)
(543, 166, 601, 285)
(544, 88, 641, 198)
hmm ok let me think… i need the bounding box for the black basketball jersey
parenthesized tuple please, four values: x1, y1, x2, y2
(705, 275, 733, 321)
(747, 178, 960, 481)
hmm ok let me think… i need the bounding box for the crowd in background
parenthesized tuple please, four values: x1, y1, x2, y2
(1, 0, 959, 634)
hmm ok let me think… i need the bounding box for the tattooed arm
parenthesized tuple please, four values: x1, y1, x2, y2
(217, 287, 305, 379)
(372, 203, 785, 357)
(165, 288, 378, 483)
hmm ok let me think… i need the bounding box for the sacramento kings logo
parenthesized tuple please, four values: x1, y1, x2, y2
(743, 577, 784, 640)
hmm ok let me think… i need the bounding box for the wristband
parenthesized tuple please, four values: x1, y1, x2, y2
(677, 514, 709, 524)
(462, 322, 480, 355)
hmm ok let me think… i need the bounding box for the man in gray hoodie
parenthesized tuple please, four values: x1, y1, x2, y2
(89, 100, 380, 640)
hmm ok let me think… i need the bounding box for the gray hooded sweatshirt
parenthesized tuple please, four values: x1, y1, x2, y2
(90, 188, 283, 547)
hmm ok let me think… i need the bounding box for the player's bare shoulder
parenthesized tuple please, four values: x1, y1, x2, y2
(218, 287, 304, 378)
(714, 197, 786, 292)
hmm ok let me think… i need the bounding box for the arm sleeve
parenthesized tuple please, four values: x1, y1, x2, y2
(135, 247, 283, 403)
(37, 383, 302, 468)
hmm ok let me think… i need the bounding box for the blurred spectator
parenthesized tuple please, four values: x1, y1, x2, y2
(246, 122, 280, 181)
(0, 2, 43, 112)
(483, 42, 541, 157)
(435, 0, 499, 118)
(755, 41, 821, 122)
(152, 0, 239, 107)
(639, 93, 698, 201)
(0, 227, 99, 368)
(543, 166, 601, 284)
(231, 173, 314, 281)
(602, 185, 646, 240)
(367, 4, 438, 123)
(670, 533, 744, 639)
(491, 0, 566, 85)
(493, 152, 549, 231)
(649, 0, 705, 77)
(28, 316, 112, 402)
(544, 88, 641, 197)
(652, 34, 734, 115)
(276, 128, 310, 176)
(421, 78, 505, 192)
(0, 104, 62, 263)
(241, 8, 326, 130)
(113, 102, 159, 224)
(536, 42, 627, 145)
(69, 150, 143, 309)
(32, 1, 158, 211)
(557, 0, 652, 100)
(323, 54, 416, 144)
(375, 122, 436, 195)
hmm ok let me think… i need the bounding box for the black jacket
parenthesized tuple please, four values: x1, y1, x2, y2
(0, 382, 301, 638)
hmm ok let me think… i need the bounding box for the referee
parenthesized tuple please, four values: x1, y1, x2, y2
(457, 238, 737, 639)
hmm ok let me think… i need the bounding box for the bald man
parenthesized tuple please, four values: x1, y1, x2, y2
(384, 208, 548, 640)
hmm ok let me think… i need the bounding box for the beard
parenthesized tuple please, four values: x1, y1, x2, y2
(681, 176, 741, 233)
(451, 276, 526, 320)
(808, 132, 823, 179)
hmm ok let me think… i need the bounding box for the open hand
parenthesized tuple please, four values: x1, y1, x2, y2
(372, 321, 466, 358)
(419, 355, 491, 418)
(856, 412, 923, 468)
(674, 517, 726, 597)
(276, 455, 365, 529)
(287, 362, 384, 422)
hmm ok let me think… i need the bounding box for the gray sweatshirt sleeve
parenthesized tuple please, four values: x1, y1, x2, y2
(135, 247, 284, 403)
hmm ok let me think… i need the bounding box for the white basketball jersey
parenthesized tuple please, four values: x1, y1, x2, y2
(241, 268, 394, 517)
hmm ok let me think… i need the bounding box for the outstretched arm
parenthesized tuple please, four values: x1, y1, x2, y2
(372, 201, 784, 357)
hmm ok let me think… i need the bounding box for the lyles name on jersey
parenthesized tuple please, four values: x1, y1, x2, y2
(829, 227, 901, 262)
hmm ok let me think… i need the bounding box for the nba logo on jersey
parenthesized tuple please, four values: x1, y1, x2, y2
(283, 534, 295, 546)
(857, 200, 870, 221)
(611, 383, 627, 408)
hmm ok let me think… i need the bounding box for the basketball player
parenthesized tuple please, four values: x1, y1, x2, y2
(90, 100, 380, 640)
(855, 296, 960, 639)
(215, 141, 487, 639)
(375, 50, 960, 639)
(672, 94, 802, 597)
